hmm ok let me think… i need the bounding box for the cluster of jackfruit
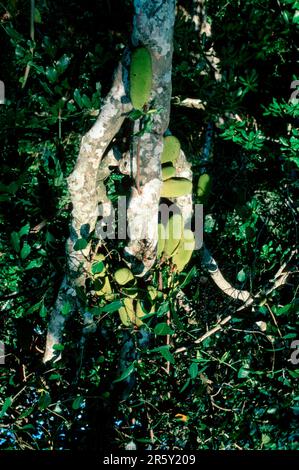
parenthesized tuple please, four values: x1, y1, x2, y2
(91, 254, 162, 328)
(160, 136, 192, 198)
(157, 213, 195, 272)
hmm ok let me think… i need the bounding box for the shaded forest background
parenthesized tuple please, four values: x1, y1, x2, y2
(0, 0, 298, 451)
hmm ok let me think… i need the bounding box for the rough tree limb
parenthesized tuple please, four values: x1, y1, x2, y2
(202, 246, 251, 303)
(43, 63, 132, 362)
(124, 0, 176, 276)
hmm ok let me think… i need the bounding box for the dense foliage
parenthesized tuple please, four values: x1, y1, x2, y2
(0, 0, 298, 451)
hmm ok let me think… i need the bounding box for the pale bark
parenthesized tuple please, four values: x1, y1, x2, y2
(125, 0, 176, 275)
(44, 64, 132, 362)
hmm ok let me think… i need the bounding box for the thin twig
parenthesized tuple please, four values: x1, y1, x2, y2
(265, 302, 283, 338)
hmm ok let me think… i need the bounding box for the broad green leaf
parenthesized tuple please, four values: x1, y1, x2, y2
(128, 109, 143, 120)
(53, 344, 64, 351)
(91, 261, 104, 275)
(150, 346, 175, 364)
(0, 397, 12, 418)
(25, 258, 43, 270)
(39, 303, 47, 318)
(11, 231, 20, 252)
(101, 300, 123, 313)
(189, 362, 199, 379)
(262, 434, 271, 445)
(61, 301, 72, 316)
(156, 302, 170, 317)
(74, 238, 88, 251)
(19, 223, 30, 237)
(56, 54, 71, 74)
(38, 392, 51, 410)
(237, 268, 246, 283)
(238, 365, 250, 379)
(81, 94, 92, 108)
(20, 242, 31, 259)
(273, 304, 292, 316)
(72, 396, 84, 410)
(46, 66, 58, 83)
(154, 322, 174, 336)
(74, 88, 83, 107)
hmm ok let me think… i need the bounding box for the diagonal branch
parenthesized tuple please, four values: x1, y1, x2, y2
(43, 62, 132, 362)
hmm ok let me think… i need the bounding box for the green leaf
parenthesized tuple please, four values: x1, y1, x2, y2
(74, 88, 83, 108)
(150, 346, 175, 364)
(38, 392, 51, 410)
(113, 362, 135, 383)
(61, 301, 72, 316)
(237, 268, 246, 283)
(274, 304, 292, 316)
(128, 109, 143, 120)
(56, 54, 71, 74)
(262, 434, 271, 445)
(20, 242, 31, 259)
(238, 365, 250, 379)
(189, 362, 199, 379)
(53, 344, 64, 351)
(19, 223, 30, 237)
(46, 66, 58, 83)
(91, 261, 105, 275)
(25, 258, 43, 270)
(20, 424, 35, 431)
(154, 323, 174, 336)
(180, 266, 197, 289)
(293, 10, 299, 24)
(74, 238, 88, 251)
(0, 397, 12, 418)
(39, 303, 47, 318)
(180, 378, 191, 393)
(81, 94, 92, 108)
(18, 406, 35, 419)
(11, 231, 20, 252)
(101, 300, 123, 313)
(48, 373, 61, 381)
(72, 396, 84, 410)
(156, 302, 170, 317)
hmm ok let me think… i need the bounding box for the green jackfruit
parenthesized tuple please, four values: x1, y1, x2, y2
(161, 136, 180, 164)
(130, 47, 152, 110)
(163, 214, 184, 257)
(197, 173, 212, 203)
(118, 298, 135, 327)
(162, 164, 176, 181)
(114, 267, 134, 286)
(157, 223, 166, 257)
(172, 229, 195, 272)
(161, 178, 192, 198)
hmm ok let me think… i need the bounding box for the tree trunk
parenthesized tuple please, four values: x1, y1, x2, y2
(44, 0, 176, 362)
